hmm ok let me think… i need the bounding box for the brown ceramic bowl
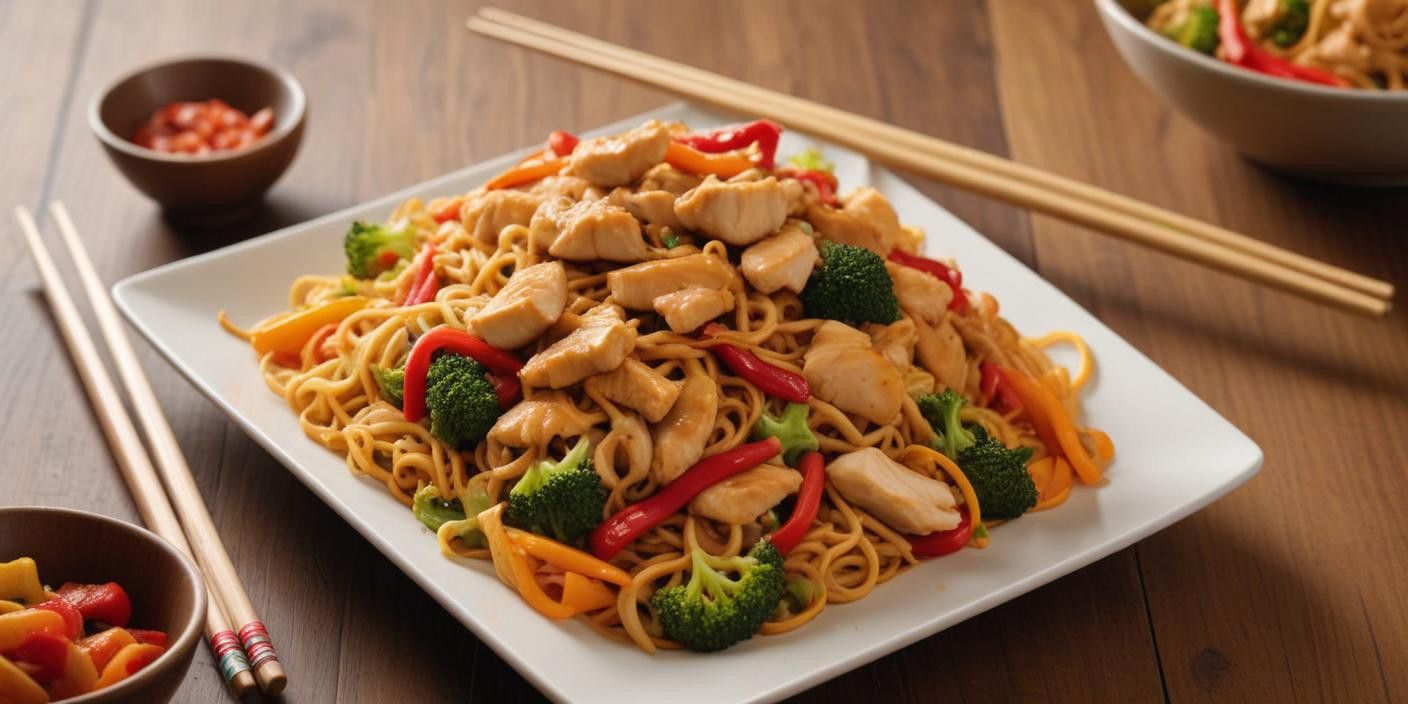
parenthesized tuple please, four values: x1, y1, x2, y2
(0, 507, 206, 704)
(88, 55, 306, 222)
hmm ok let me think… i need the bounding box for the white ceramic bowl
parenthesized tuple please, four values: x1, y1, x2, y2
(1095, 0, 1408, 184)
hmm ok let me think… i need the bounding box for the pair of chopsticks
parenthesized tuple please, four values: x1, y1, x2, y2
(467, 8, 1394, 318)
(13, 204, 286, 699)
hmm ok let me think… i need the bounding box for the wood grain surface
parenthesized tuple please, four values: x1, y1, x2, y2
(2, 1, 1403, 702)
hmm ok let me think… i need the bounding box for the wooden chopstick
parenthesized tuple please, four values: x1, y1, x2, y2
(467, 10, 1393, 317)
(479, 7, 1393, 303)
(13, 206, 257, 700)
(46, 202, 288, 696)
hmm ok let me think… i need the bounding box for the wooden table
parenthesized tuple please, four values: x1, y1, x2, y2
(3, 1, 1405, 701)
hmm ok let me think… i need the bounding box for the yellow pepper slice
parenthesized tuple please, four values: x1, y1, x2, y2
(0, 655, 49, 704)
(0, 600, 26, 615)
(48, 640, 99, 700)
(0, 609, 66, 652)
(505, 546, 577, 620)
(560, 572, 615, 613)
(506, 528, 631, 587)
(94, 643, 164, 690)
(250, 296, 367, 357)
(0, 558, 46, 606)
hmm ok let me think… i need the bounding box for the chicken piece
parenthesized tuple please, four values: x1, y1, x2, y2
(865, 318, 918, 372)
(461, 190, 542, 244)
(588, 358, 681, 423)
(653, 286, 735, 333)
(530, 197, 648, 262)
(651, 373, 718, 484)
(887, 261, 952, 325)
(564, 119, 671, 188)
(689, 465, 802, 524)
(489, 392, 600, 448)
(605, 253, 735, 310)
(780, 178, 808, 216)
(639, 163, 702, 195)
(826, 448, 960, 535)
(915, 318, 967, 393)
(674, 176, 788, 246)
(520, 305, 636, 388)
(740, 223, 819, 294)
(802, 321, 904, 425)
(469, 261, 568, 350)
(529, 174, 593, 201)
(805, 187, 901, 254)
(620, 189, 684, 229)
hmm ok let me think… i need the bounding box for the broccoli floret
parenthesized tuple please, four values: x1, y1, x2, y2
(344, 221, 417, 279)
(425, 354, 501, 450)
(1160, 3, 1221, 55)
(413, 485, 493, 547)
(751, 402, 818, 466)
(917, 389, 976, 459)
(505, 437, 607, 545)
(1269, 0, 1308, 47)
(652, 540, 786, 652)
(959, 427, 1036, 520)
(372, 365, 404, 407)
(801, 241, 900, 326)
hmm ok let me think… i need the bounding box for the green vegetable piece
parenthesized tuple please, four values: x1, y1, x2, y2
(800, 241, 900, 325)
(506, 437, 608, 545)
(751, 402, 818, 466)
(1270, 0, 1309, 47)
(425, 354, 502, 450)
(652, 540, 786, 652)
(373, 365, 405, 408)
(344, 220, 417, 279)
(412, 484, 465, 533)
(662, 228, 681, 249)
(1160, 3, 1221, 55)
(958, 426, 1037, 520)
(917, 389, 976, 460)
(786, 147, 835, 174)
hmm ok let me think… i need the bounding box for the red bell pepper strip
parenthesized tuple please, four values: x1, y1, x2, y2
(401, 327, 524, 422)
(980, 361, 1023, 412)
(769, 451, 825, 556)
(908, 507, 973, 558)
(1216, 0, 1348, 87)
(782, 168, 838, 206)
(887, 249, 968, 312)
(401, 244, 440, 306)
(548, 130, 580, 156)
(34, 599, 83, 641)
(430, 196, 465, 224)
(486, 373, 522, 410)
(8, 630, 69, 684)
(127, 629, 169, 648)
(590, 437, 783, 560)
(57, 582, 131, 628)
(676, 119, 783, 169)
(701, 323, 810, 403)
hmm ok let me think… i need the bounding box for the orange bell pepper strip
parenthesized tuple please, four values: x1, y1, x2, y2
(664, 141, 754, 178)
(47, 640, 99, 700)
(0, 655, 48, 704)
(484, 157, 568, 190)
(80, 628, 137, 672)
(506, 528, 631, 587)
(94, 643, 164, 690)
(428, 195, 465, 224)
(560, 572, 615, 613)
(250, 296, 368, 357)
(994, 365, 1103, 485)
(505, 546, 577, 620)
(0, 609, 66, 652)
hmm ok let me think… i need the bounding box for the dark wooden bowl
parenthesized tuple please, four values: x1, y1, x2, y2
(0, 507, 207, 704)
(88, 55, 307, 223)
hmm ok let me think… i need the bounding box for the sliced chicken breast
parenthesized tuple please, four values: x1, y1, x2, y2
(469, 261, 568, 350)
(689, 465, 802, 524)
(619, 189, 684, 230)
(888, 261, 952, 325)
(740, 223, 820, 294)
(462, 190, 542, 244)
(639, 163, 702, 195)
(605, 253, 735, 310)
(589, 358, 681, 423)
(674, 176, 788, 246)
(650, 373, 718, 484)
(530, 197, 648, 262)
(826, 447, 960, 535)
(915, 317, 967, 393)
(489, 391, 600, 448)
(520, 305, 636, 388)
(806, 187, 901, 254)
(653, 286, 735, 333)
(802, 321, 904, 425)
(865, 318, 918, 372)
(564, 119, 671, 187)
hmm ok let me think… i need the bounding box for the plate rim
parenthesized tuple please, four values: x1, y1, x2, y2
(112, 101, 1263, 703)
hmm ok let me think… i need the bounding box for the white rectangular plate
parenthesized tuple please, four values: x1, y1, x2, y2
(114, 103, 1261, 703)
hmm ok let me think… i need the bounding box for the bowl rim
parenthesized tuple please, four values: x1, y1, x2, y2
(87, 53, 307, 165)
(0, 506, 209, 703)
(1094, 0, 1408, 104)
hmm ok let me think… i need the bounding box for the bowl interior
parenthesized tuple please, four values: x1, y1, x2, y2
(0, 507, 205, 700)
(95, 57, 302, 155)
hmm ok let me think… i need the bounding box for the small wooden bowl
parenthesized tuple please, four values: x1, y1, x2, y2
(88, 55, 307, 224)
(0, 507, 207, 704)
